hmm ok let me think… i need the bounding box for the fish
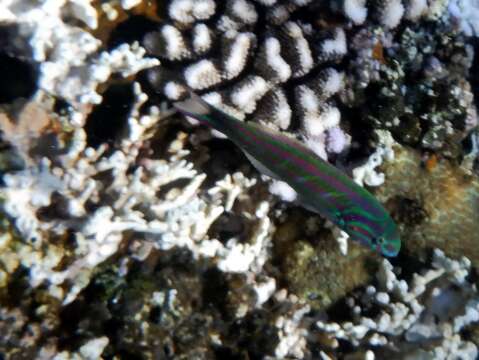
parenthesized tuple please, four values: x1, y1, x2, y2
(173, 93, 401, 257)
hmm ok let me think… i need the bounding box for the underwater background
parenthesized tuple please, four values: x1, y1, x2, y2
(0, 0, 479, 359)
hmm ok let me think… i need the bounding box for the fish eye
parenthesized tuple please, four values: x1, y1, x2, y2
(371, 237, 385, 246)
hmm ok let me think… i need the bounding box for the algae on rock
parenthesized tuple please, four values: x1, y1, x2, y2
(377, 145, 479, 264)
(273, 210, 379, 309)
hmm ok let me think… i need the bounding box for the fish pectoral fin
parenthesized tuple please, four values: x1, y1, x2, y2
(243, 150, 280, 180)
(296, 192, 352, 220)
(296, 196, 323, 215)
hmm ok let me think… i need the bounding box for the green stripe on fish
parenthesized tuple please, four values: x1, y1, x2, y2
(174, 93, 401, 257)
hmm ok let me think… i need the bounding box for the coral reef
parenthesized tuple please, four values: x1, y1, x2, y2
(376, 143, 479, 266)
(348, 22, 477, 158)
(273, 212, 378, 309)
(315, 249, 479, 359)
(140, 0, 476, 160)
(0, 0, 478, 359)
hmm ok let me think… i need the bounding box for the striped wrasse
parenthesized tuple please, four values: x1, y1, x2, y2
(174, 94, 401, 257)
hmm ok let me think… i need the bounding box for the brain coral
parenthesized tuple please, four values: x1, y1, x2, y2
(134, 0, 477, 162)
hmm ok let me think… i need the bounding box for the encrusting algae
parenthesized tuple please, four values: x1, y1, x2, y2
(377, 145, 479, 265)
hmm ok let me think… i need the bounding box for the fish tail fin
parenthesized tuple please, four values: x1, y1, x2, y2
(173, 92, 220, 127)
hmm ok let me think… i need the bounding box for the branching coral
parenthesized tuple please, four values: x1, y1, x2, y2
(315, 250, 479, 359)
(0, 84, 272, 307)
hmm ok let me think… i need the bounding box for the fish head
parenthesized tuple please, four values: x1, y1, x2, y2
(370, 219, 401, 257)
(344, 215, 400, 257)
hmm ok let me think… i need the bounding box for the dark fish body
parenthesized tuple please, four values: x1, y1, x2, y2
(174, 94, 400, 257)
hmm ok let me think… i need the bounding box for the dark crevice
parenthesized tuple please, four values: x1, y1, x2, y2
(84, 83, 135, 148)
(0, 53, 38, 103)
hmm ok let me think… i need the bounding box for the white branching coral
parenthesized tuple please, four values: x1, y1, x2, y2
(406, 0, 428, 20)
(0, 84, 256, 306)
(217, 201, 273, 273)
(2, 0, 477, 358)
(269, 180, 298, 202)
(315, 249, 479, 359)
(448, 0, 479, 36)
(272, 291, 311, 359)
(208, 172, 257, 211)
(379, 0, 405, 29)
(2, 160, 64, 244)
(0, 0, 98, 58)
(344, 0, 368, 25)
(0, 0, 159, 113)
(2, 131, 213, 303)
(353, 130, 395, 187)
(44, 42, 159, 108)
